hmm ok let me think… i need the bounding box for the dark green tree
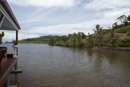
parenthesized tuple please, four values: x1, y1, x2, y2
(117, 15, 127, 23)
(123, 20, 128, 26)
(127, 14, 130, 22)
(112, 22, 118, 28)
(0, 32, 4, 44)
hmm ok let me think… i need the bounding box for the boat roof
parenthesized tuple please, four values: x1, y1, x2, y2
(0, 0, 20, 30)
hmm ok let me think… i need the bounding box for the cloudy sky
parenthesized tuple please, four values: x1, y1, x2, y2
(3, 0, 130, 41)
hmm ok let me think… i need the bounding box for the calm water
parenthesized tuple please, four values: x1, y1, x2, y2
(4, 44, 130, 87)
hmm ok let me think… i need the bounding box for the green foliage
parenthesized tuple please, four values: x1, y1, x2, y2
(48, 38, 56, 45)
(113, 22, 130, 29)
(118, 39, 130, 47)
(116, 28, 127, 33)
(47, 32, 87, 47)
(87, 33, 94, 47)
(102, 29, 110, 34)
(0, 32, 5, 44)
(20, 32, 87, 48)
(95, 24, 103, 39)
(94, 24, 104, 46)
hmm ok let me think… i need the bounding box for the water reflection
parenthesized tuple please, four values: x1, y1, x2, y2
(10, 74, 19, 86)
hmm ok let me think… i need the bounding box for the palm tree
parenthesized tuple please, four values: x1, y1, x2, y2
(96, 24, 103, 40)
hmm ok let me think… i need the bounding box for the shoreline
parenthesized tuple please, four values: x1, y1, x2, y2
(18, 42, 130, 51)
(93, 46, 130, 51)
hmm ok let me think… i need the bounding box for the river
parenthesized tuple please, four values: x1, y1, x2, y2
(4, 44, 130, 87)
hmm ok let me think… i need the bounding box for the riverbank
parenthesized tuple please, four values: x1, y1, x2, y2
(94, 46, 130, 51)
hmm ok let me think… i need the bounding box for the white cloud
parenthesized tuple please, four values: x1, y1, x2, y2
(104, 8, 130, 20)
(24, 17, 114, 36)
(25, 24, 89, 36)
(84, 0, 130, 10)
(8, 0, 76, 8)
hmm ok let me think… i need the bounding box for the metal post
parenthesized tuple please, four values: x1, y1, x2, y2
(15, 30, 18, 70)
(16, 30, 18, 45)
(16, 30, 19, 57)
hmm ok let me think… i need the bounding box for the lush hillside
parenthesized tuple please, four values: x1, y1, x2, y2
(20, 15, 130, 48)
(91, 23, 130, 47)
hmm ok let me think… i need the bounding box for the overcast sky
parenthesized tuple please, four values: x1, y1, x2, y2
(3, 0, 130, 41)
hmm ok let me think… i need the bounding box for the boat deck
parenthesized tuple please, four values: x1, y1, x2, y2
(0, 54, 17, 87)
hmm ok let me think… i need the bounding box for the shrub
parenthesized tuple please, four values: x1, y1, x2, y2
(116, 29, 127, 33)
(118, 39, 130, 47)
(118, 43, 130, 47)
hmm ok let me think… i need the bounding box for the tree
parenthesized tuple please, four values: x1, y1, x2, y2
(48, 38, 55, 45)
(95, 24, 103, 46)
(123, 20, 128, 26)
(0, 32, 4, 44)
(117, 15, 127, 23)
(112, 22, 118, 28)
(96, 24, 100, 32)
(127, 14, 130, 22)
(88, 33, 94, 47)
(109, 27, 118, 47)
